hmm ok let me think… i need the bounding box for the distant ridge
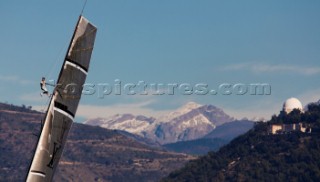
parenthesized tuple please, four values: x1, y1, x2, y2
(163, 120, 254, 155)
(85, 102, 234, 144)
(204, 120, 254, 140)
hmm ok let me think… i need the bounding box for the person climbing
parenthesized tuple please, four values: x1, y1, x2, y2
(40, 77, 53, 97)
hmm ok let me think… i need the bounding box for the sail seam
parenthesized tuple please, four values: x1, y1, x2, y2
(54, 102, 75, 118)
(54, 107, 74, 121)
(65, 58, 88, 75)
(72, 47, 94, 52)
(30, 171, 46, 178)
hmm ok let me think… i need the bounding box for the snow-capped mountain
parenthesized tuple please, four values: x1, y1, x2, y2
(156, 102, 202, 123)
(85, 114, 156, 134)
(149, 104, 234, 144)
(84, 102, 234, 144)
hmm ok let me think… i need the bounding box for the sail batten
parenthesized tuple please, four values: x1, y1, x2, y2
(26, 16, 97, 182)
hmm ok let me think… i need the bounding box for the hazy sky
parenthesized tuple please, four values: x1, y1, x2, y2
(1, 0, 319, 121)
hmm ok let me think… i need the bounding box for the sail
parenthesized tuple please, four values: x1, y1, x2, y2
(26, 16, 97, 182)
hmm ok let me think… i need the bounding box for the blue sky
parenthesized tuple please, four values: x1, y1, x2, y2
(1, 0, 319, 121)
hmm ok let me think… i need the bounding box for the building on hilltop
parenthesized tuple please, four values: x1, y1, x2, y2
(268, 98, 312, 134)
(269, 124, 282, 134)
(268, 123, 311, 134)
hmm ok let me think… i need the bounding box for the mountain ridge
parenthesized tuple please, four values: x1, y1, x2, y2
(85, 102, 234, 144)
(163, 120, 254, 155)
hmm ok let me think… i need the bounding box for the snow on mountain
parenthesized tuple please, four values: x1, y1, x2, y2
(150, 104, 234, 144)
(85, 114, 155, 135)
(178, 114, 214, 130)
(152, 114, 216, 144)
(84, 102, 234, 144)
(156, 102, 202, 123)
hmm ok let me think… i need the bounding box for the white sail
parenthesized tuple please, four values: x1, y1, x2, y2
(26, 16, 97, 182)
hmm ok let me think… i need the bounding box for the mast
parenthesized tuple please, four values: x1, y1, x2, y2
(26, 16, 97, 182)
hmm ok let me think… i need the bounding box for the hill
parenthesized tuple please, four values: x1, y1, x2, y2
(162, 103, 320, 181)
(163, 138, 228, 155)
(0, 103, 193, 181)
(163, 120, 253, 155)
(204, 120, 254, 140)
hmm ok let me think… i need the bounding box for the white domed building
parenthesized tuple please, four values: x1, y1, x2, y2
(283, 97, 303, 114)
(268, 97, 311, 134)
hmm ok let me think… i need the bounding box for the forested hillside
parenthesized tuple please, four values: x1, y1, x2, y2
(163, 103, 320, 181)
